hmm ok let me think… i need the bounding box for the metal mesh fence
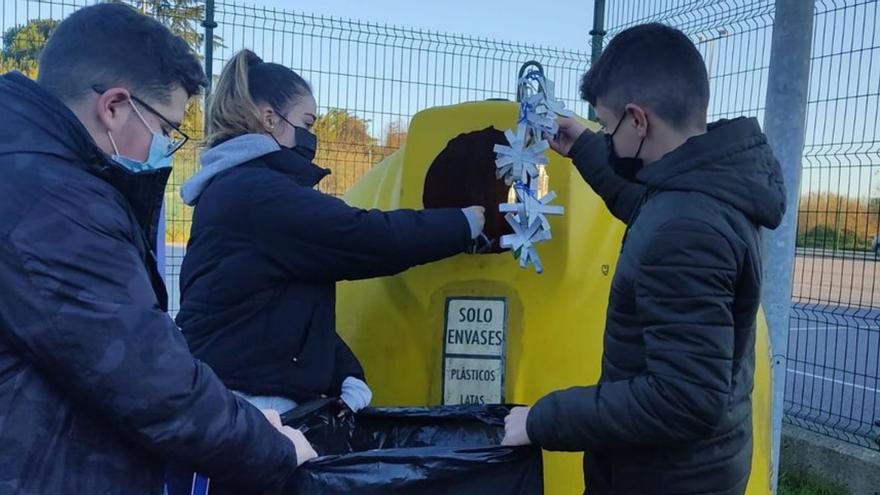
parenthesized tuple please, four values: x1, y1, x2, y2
(606, 0, 879, 450)
(1, 0, 592, 315)
(788, 0, 879, 450)
(207, 1, 590, 195)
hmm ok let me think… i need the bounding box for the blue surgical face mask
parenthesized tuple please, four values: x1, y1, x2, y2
(107, 101, 175, 173)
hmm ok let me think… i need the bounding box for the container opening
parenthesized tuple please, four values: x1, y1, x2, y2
(422, 127, 516, 254)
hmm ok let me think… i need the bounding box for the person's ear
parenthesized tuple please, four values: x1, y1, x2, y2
(625, 103, 649, 139)
(95, 87, 132, 134)
(260, 106, 276, 132)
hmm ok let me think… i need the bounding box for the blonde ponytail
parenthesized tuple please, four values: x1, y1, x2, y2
(205, 49, 267, 147)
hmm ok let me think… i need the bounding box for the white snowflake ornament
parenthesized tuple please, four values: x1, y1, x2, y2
(493, 123, 549, 185)
(538, 78, 574, 118)
(493, 69, 569, 273)
(522, 106, 559, 136)
(499, 187, 565, 231)
(499, 212, 552, 274)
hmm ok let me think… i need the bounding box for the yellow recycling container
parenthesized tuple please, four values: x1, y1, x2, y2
(336, 100, 773, 495)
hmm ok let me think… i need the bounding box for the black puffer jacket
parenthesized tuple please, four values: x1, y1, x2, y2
(527, 118, 785, 495)
(176, 136, 472, 402)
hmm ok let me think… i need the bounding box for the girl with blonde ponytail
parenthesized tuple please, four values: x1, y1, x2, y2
(177, 49, 486, 417)
(204, 49, 309, 147)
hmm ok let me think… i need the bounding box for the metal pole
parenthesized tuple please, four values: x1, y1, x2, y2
(761, 0, 814, 491)
(588, 0, 606, 120)
(202, 0, 217, 135)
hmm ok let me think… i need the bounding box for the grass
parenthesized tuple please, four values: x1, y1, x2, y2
(778, 472, 850, 495)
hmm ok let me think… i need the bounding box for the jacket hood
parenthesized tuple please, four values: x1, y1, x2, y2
(0, 71, 170, 246)
(181, 133, 280, 205)
(0, 71, 105, 167)
(637, 117, 786, 228)
(182, 133, 330, 206)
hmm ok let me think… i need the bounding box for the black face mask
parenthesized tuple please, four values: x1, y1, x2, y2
(277, 112, 318, 162)
(291, 125, 318, 162)
(606, 111, 646, 181)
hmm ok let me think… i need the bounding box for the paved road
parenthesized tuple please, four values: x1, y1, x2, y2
(785, 303, 878, 444)
(796, 247, 879, 261)
(789, 250, 879, 445)
(793, 251, 880, 308)
(164, 245, 879, 444)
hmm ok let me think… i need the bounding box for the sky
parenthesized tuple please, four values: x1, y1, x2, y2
(255, 0, 595, 52)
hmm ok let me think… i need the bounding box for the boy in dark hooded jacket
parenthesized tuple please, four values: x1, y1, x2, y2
(503, 23, 785, 495)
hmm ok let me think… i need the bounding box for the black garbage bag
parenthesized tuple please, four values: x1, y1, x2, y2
(166, 400, 543, 495)
(283, 400, 544, 494)
(278, 397, 357, 456)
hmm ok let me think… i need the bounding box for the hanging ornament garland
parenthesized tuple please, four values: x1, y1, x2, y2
(494, 62, 570, 273)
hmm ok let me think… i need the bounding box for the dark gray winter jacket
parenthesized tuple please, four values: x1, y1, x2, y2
(528, 118, 785, 495)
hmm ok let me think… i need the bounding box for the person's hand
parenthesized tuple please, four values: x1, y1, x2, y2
(547, 117, 589, 157)
(262, 409, 317, 466)
(261, 409, 282, 428)
(340, 376, 373, 413)
(279, 426, 318, 467)
(462, 206, 486, 239)
(336, 399, 353, 418)
(501, 406, 533, 446)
